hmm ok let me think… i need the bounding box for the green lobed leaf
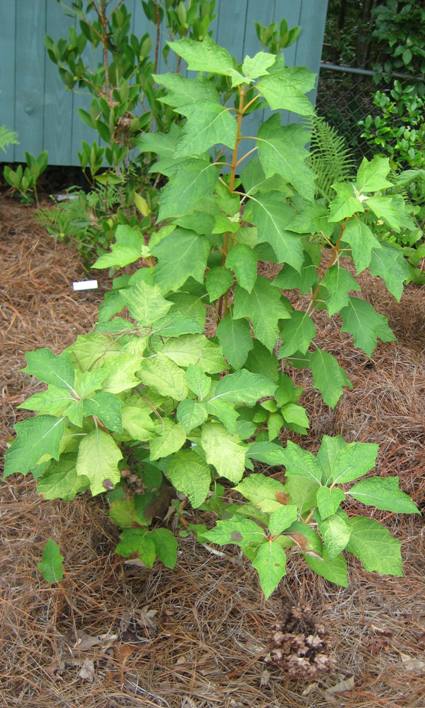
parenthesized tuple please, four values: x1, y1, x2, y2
(246, 340, 279, 382)
(367, 194, 416, 232)
(226, 244, 258, 294)
(152, 229, 210, 293)
(233, 277, 291, 352)
(216, 316, 254, 369)
(150, 420, 186, 461)
(347, 516, 403, 576)
(158, 334, 225, 374)
(340, 297, 395, 356)
(115, 528, 156, 568)
(204, 516, 266, 551)
(158, 159, 218, 222)
(369, 245, 410, 301)
(236, 473, 289, 513)
(212, 369, 277, 406)
(150, 528, 178, 569)
(83, 392, 123, 432)
(257, 116, 315, 201)
(252, 540, 287, 598)
(4, 415, 66, 478)
(325, 439, 379, 485)
(121, 405, 155, 441)
(280, 440, 323, 484)
(201, 422, 246, 483)
(205, 266, 233, 302)
(281, 403, 309, 430)
(93, 225, 146, 269)
(23, 348, 75, 390)
(309, 348, 352, 408)
(168, 36, 236, 76)
(165, 450, 211, 508)
(320, 265, 361, 315)
(329, 182, 364, 222)
(121, 281, 172, 325)
(273, 255, 318, 294)
(185, 364, 211, 400)
(176, 399, 208, 432)
(242, 51, 276, 80)
(76, 429, 122, 496)
(342, 219, 381, 274)
(319, 513, 351, 559)
(37, 539, 64, 584)
(249, 193, 304, 270)
(347, 476, 419, 514)
(279, 310, 316, 357)
(175, 102, 237, 157)
(37, 454, 89, 501)
(316, 486, 345, 520)
(139, 354, 188, 400)
(304, 552, 348, 587)
(268, 505, 298, 535)
(356, 155, 392, 192)
(256, 66, 315, 115)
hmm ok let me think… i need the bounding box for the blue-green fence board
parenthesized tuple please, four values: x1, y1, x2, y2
(0, 0, 328, 165)
(0, 0, 16, 162)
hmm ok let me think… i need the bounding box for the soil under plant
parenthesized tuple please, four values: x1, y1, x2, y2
(1, 196, 425, 706)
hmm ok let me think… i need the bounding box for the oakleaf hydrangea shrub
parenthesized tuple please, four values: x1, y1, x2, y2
(5, 37, 419, 597)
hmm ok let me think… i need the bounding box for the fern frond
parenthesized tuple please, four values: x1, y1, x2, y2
(0, 126, 18, 153)
(309, 115, 355, 200)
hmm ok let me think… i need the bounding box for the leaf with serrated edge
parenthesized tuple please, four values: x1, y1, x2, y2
(76, 429, 122, 496)
(150, 528, 178, 569)
(369, 245, 410, 301)
(121, 281, 172, 325)
(356, 155, 392, 192)
(226, 244, 257, 293)
(4, 415, 66, 477)
(250, 194, 304, 270)
(329, 183, 364, 222)
(321, 265, 361, 315)
(327, 440, 379, 485)
(212, 369, 276, 406)
(340, 297, 395, 356)
(309, 349, 352, 408)
(279, 310, 316, 357)
(37, 539, 64, 584)
(347, 516, 403, 576)
(24, 348, 75, 390)
(204, 517, 266, 550)
(268, 505, 298, 535)
(316, 486, 345, 520)
(150, 420, 186, 461)
(37, 455, 89, 500)
(201, 423, 246, 483)
(168, 36, 236, 76)
(176, 400, 208, 432)
(165, 450, 210, 508)
(319, 514, 351, 559)
(186, 365, 211, 400)
(253, 540, 287, 598)
(217, 316, 253, 369)
(205, 266, 233, 302)
(257, 66, 315, 115)
(342, 219, 381, 274)
(280, 440, 323, 484)
(348, 477, 419, 513)
(233, 277, 291, 352)
(139, 354, 188, 400)
(304, 553, 348, 587)
(236, 473, 289, 512)
(153, 229, 211, 293)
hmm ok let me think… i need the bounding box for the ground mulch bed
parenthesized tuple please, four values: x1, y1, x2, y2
(1, 196, 425, 707)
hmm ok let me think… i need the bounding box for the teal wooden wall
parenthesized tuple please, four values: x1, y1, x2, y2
(0, 0, 328, 165)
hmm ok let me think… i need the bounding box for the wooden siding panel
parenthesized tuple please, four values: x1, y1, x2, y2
(0, 0, 17, 161)
(44, 1, 74, 165)
(0, 0, 328, 165)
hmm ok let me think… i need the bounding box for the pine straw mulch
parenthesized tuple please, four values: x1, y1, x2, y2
(1, 196, 425, 707)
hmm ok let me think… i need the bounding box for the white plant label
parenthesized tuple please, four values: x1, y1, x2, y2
(72, 280, 98, 291)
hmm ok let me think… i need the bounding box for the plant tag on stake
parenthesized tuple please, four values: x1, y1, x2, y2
(72, 280, 98, 291)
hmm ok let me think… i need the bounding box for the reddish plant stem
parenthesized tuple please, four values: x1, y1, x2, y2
(310, 221, 347, 307)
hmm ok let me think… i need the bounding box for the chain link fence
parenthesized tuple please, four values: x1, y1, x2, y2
(316, 64, 378, 161)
